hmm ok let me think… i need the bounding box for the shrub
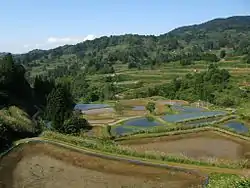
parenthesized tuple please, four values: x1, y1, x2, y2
(60, 114, 91, 134)
(146, 101, 156, 113)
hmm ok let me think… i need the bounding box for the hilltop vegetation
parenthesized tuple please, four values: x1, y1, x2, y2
(14, 16, 250, 76)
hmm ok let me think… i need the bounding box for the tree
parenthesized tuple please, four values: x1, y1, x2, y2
(0, 122, 11, 152)
(60, 114, 91, 134)
(220, 50, 226, 59)
(244, 54, 250, 64)
(46, 85, 74, 130)
(114, 101, 125, 115)
(34, 76, 55, 106)
(146, 102, 156, 113)
(180, 59, 193, 66)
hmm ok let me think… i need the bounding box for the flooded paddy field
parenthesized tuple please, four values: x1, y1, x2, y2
(0, 143, 205, 188)
(120, 131, 250, 161)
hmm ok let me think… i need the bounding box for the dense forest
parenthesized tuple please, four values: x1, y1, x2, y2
(13, 16, 250, 70)
(0, 54, 89, 152)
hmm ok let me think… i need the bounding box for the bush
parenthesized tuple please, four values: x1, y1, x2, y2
(234, 179, 250, 188)
(60, 114, 91, 134)
(146, 101, 156, 113)
(114, 101, 125, 115)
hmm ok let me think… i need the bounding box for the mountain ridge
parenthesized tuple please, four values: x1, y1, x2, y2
(5, 15, 249, 71)
(6, 15, 249, 56)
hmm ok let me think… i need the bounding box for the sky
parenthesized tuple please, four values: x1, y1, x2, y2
(1, 0, 250, 53)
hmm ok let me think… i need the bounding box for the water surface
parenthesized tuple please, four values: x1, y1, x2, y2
(162, 111, 226, 123)
(132, 106, 146, 111)
(224, 121, 249, 133)
(74, 104, 110, 111)
(124, 117, 162, 128)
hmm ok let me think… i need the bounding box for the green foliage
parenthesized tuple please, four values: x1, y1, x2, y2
(0, 106, 36, 135)
(0, 121, 12, 152)
(234, 179, 250, 187)
(220, 50, 226, 59)
(180, 59, 193, 66)
(14, 16, 250, 81)
(146, 102, 156, 113)
(0, 54, 33, 112)
(133, 64, 244, 107)
(244, 54, 250, 64)
(114, 101, 125, 115)
(60, 114, 91, 134)
(34, 76, 55, 106)
(46, 84, 74, 130)
(207, 174, 245, 188)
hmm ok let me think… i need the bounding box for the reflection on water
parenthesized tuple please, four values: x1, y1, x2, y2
(224, 121, 249, 133)
(162, 111, 226, 123)
(74, 104, 110, 111)
(132, 106, 146, 111)
(124, 117, 161, 128)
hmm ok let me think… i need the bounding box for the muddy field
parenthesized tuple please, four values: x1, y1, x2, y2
(0, 143, 204, 188)
(120, 131, 250, 161)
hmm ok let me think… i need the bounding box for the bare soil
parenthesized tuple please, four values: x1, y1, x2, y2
(121, 131, 250, 161)
(0, 143, 204, 188)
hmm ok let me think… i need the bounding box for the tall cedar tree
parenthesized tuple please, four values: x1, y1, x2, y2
(46, 84, 74, 130)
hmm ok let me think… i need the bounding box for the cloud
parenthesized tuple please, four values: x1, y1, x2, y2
(22, 34, 97, 52)
(47, 35, 96, 44)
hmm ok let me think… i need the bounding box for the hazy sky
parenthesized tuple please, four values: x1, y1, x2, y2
(1, 0, 250, 53)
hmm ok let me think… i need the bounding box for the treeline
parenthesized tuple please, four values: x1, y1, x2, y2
(13, 16, 250, 71)
(0, 54, 39, 152)
(0, 54, 91, 152)
(128, 64, 249, 107)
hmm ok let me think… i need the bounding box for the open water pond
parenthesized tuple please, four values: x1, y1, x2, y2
(223, 121, 249, 133)
(132, 105, 146, 111)
(124, 117, 162, 128)
(162, 111, 226, 123)
(74, 104, 110, 111)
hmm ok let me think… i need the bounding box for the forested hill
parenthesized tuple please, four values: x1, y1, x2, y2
(13, 16, 250, 72)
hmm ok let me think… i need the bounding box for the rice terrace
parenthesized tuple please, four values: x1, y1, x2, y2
(1, 12, 250, 188)
(1, 97, 250, 187)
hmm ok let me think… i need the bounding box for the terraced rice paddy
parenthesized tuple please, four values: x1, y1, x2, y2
(0, 143, 205, 188)
(132, 105, 146, 111)
(171, 105, 205, 113)
(120, 131, 250, 161)
(112, 117, 163, 135)
(184, 116, 224, 126)
(223, 121, 249, 133)
(74, 104, 110, 111)
(162, 111, 226, 123)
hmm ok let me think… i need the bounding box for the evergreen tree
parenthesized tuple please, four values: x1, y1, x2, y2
(220, 50, 226, 59)
(46, 85, 74, 130)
